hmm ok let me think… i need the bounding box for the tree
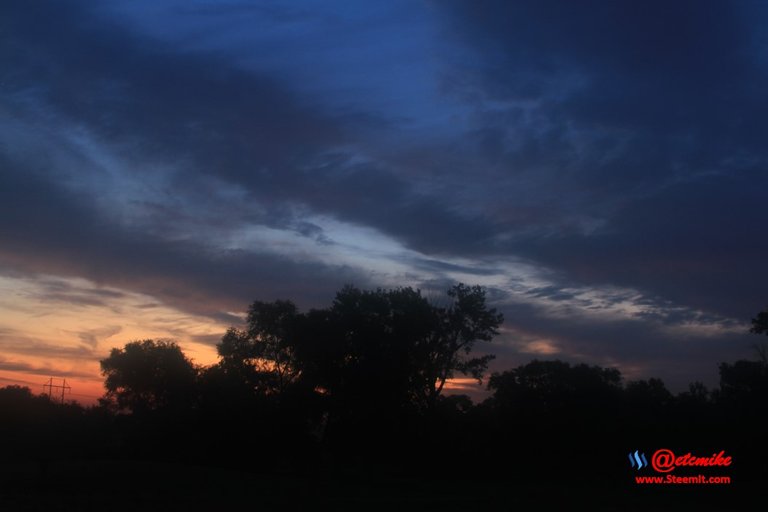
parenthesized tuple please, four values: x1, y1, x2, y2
(0, 385, 54, 423)
(218, 283, 504, 416)
(749, 308, 768, 364)
(676, 381, 711, 405)
(423, 283, 503, 409)
(487, 359, 622, 414)
(216, 300, 303, 397)
(100, 339, 198, 414)
(484, 360, 624, 477)
(296, 285, 439, 417)
(750, 308, 768, 336)
(718, 360, 768, 399)
(296, 283, 502, 413)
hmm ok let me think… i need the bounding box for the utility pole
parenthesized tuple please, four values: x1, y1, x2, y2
(43, 377, 71, 403)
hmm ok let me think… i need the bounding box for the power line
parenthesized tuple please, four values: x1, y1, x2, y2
(42, 377, 71, 403)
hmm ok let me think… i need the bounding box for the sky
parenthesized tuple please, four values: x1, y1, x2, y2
(2, 0, 767, 402)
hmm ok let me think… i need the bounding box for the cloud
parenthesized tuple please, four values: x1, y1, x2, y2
(0, 357, 97, 380)
(76, 326, 123, 349)
(0, 155, 373, 318)
(429, 0, 768, 320)
(0, 0, 496, 308)
(0, 375, 40, 386)
(0, 331, 97, 361)
(490, 299, 755, 391)
(1, 0, 765, 392)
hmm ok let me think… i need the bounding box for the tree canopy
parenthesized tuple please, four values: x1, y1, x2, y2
(100, 339, 198, 414)
(215, 283, 503, 416)
(750, 308, 768, 336)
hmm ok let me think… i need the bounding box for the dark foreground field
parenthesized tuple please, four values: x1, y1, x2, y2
(0, 458, 757, 512)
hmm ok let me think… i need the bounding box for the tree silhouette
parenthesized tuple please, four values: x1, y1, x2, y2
(424, 284, 503, 409)
(624, 377, 674, 407)
(483, 360, 624, 477)
(718, 360, 768, 399)
(312, 285, 440, 412)
(216, 300, 302, 397)
(211, 283, 503, 459)
(487, 359, 622, 412)
(100, 339, 198, 414)
(8, 293, 768, 505)
(220, 284, 503, 414)
(750, 307, 768, 336)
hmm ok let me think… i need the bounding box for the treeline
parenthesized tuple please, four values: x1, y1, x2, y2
(2, 284, 767, 485)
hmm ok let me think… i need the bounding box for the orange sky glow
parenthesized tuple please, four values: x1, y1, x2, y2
(0, 273, 487, 405)
(0, 274, 225, 405)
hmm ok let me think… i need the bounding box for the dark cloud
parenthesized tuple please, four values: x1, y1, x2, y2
(0, 330, 97, 361)
(0, 157, 371, 318)
(525, 286, 577, 302)
(2, 0, 341, 169)
(76, 326, 123, 349)
(1, 0, 504, 266)
(0, 358, 96, 380)
(32, 279, 129, 309)
(188, 333, 227, 348)
(433, 0, 768, 320)
(407, 257, 501, 277)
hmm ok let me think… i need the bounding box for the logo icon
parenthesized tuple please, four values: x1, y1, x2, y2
(629, 450, 649, 470)
(651, 448, 676, 473)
